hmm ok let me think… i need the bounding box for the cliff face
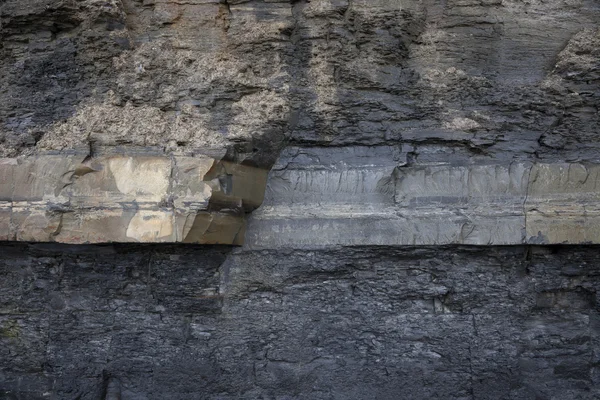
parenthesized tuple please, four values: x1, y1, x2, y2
(2, 0, 600, 245)
(2, 0, 600, 161)
(1, 244, 600, 399)
(1, 0, 600, 399)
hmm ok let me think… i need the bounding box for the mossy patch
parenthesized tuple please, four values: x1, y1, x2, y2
(0, 320, 20, 339)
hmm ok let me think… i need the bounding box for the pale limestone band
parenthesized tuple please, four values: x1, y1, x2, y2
(246, 162, 600, 248)
(1, 156, 598, 246)
(0, 155, 268, 244)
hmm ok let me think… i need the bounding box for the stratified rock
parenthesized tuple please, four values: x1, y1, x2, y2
(246, 146, 600, 247)
(1, 0, 600, 399)
(1, 0, 600, 245)
(0, 153, 267, 244)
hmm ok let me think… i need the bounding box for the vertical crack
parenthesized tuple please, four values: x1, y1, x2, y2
(522, 162, 535, 244)
(468, 313, 478, 400)
(218, 0, 232, 33)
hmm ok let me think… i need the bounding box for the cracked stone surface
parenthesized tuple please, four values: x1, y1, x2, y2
(2, 0, 600, 399)
(1, 244, 599, 399)
(0, 153, 267, 244)
(1, 0, 600, 244)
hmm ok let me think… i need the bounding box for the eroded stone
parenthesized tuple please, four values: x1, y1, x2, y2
(246, 147, 600, 248)
(0, 154, 267, 244)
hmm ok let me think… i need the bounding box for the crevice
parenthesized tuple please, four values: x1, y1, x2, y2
(217, 0, 232, 33)
(50, 212, 64, 240)
(102, 373, 121, 400)
(522, 163, 536, 244)
(468, 314, 477, 400)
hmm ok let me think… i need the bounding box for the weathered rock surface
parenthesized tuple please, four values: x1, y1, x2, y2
(0, 153, 267, 244)
(2, 0, 600, 245)
(1, 0, 293, 166)
(1, 244, 599, 399)
(2, 0, 600, 163)
(2, 0, 600, 399)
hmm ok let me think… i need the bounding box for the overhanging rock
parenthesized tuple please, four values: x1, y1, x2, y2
(0, 154, 268, 244)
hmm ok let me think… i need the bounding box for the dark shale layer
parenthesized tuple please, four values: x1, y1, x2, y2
(0, 244, 599, 399)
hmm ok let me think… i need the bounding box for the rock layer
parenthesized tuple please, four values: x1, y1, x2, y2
(1, 244, 599, 399)
(2, 0, 600, 399)
(2, 151, 600, 245)
(248, 147, 600, 247)
(0, 153, 268, 244)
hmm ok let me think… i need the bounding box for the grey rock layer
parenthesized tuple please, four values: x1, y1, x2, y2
(247, 147, 600, 247)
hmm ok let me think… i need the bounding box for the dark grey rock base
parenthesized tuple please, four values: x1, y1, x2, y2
(1, 244, 599, 399)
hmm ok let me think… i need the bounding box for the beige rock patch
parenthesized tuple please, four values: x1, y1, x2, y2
(126, 211, 174, 242)
(108, 157, 171, 202)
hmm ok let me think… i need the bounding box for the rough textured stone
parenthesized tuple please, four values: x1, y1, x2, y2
(0, 0, 293, 167)
(2, 0, 600, 163)
(1, 244, 599, 399)
(2, 0, 600, 245)
(0, 154, 267, 244)
(2, 0, 600, 399)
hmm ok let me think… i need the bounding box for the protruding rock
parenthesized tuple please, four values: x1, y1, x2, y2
(0, 153, 268, 244)
(246, 147, 600, 248)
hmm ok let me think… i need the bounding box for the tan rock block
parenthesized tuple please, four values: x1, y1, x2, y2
(0, 159, 17, 201)
(182, 212, 245, 244)
(67, 156, 172, 204)
(108, 157, 171, 202)
(0, 154, 265, 245)
(126, 210, 175, 242)
(526, 209, 600, 244)
(222, 162, 269, 211)
(0, 207, 12, 241)
(180, 212, 213, 243)
(56, 210, 138, 244)
(12, 209, 61, 242)
(172, 156, 215, 212)
(526, 163, 600, 244)
(12, 156, 81, 201)
(202, 161, 269, 211)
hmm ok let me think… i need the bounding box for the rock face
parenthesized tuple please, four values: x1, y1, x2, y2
(1, 0, 600, 399)
(1, 244, 600, 399)
(0, 154, 267, 244)
(2, 0, 600, 245)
